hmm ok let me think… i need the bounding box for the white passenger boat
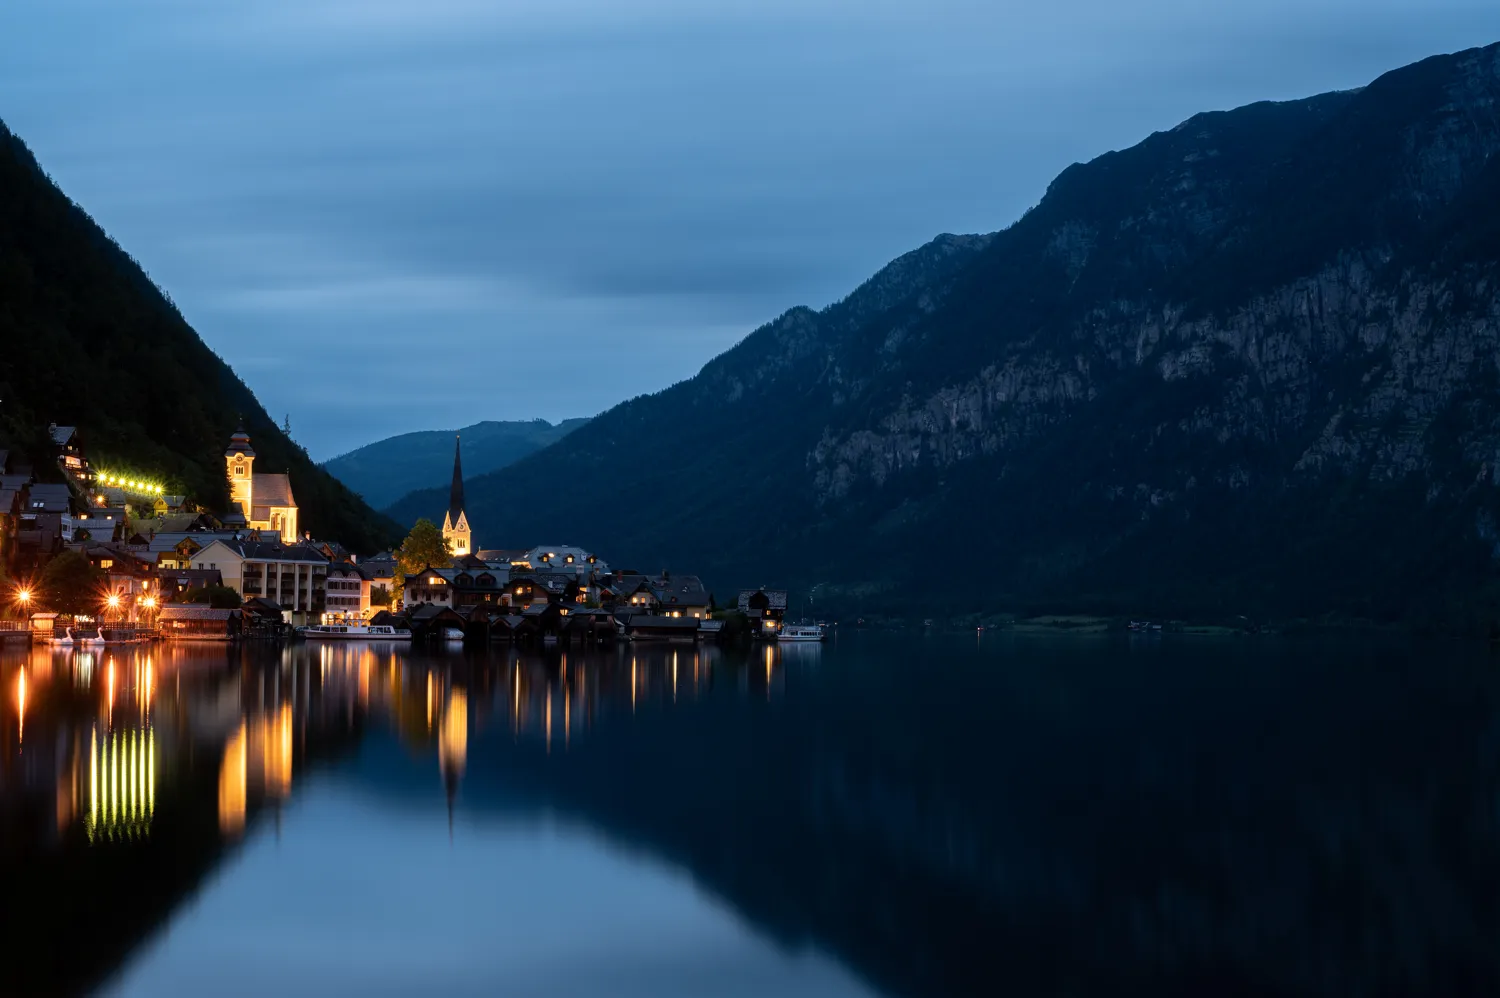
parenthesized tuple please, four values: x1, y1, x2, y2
(777, 624, 826, 643)
(296, 623, 413, 641)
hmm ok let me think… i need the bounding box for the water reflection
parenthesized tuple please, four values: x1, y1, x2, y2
(2, 636, 1499, 997)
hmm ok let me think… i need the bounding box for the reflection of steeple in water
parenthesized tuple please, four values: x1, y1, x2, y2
(439, 688, 468, 837)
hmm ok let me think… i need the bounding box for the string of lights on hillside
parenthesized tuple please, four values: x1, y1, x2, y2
(96, 472, 166, 495)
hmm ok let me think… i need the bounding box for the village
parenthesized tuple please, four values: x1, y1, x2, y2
(0, 426, 800, 645)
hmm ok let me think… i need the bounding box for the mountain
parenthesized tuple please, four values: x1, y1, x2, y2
(324, 418, 588, 511)
(0, 119, 399, 553)
(388, 42, 1500, 627)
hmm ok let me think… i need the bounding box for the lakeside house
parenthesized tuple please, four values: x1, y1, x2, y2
(158, 605, 240, 641)
(738, 589, 789, 637)
(185, 539, 329, 625)
(325, 561, 372, 623)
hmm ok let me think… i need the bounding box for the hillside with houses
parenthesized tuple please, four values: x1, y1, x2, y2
(0, 424, 791, 644)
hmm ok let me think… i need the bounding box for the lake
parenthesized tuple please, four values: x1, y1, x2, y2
(1, 633, 1497, 997)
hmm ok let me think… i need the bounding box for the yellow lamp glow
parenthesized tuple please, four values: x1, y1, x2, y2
(107, 594, 121, 610)
(143, 596, 156, 609)
(17, 588, 31, 605)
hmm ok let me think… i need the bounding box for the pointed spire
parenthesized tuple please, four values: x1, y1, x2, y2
(447, 433, 465, 524)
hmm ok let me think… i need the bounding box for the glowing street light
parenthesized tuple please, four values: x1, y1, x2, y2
(16, 587, 31, 607)
(106, 594, 121, 610)
(142, 596, 156, 610)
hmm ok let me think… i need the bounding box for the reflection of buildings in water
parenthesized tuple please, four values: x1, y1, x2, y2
(219, 721, 247, 836)
(217, 704, 295, 837)
(87, 724, 155, 842)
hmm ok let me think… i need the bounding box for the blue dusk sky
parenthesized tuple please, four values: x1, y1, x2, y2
(2, 0, 1497, 458)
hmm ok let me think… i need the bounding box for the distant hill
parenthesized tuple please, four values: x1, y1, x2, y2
(0, 119, 400, 553)
(388, 42, 1500, 628)
(325, 419, 588, 511)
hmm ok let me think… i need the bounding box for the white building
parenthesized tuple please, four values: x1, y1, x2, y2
(185, 539, 328, 623)
(520, 545, 606, 578)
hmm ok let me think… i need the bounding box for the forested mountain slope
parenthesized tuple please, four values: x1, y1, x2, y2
(0, 120, 398, 552)
(390, 43, 1500, 624)
(327, 418, 588, 511)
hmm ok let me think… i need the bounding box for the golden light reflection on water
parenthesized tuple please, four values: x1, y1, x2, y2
(219, 721, 247, 836)
(439, 688, 468, 779)
(3, 640, 756, 850)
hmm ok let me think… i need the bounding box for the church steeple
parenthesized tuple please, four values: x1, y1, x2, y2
(448, 434, 465, 524)
(441, 434, 472, 557)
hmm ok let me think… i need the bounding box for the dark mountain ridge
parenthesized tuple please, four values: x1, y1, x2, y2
(325, 417, 588, 511)
(389, 42, 1500, 625)
(0, 120, 398, 552)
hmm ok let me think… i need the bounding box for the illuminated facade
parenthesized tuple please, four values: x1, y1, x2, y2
(225, 428, 299, 543)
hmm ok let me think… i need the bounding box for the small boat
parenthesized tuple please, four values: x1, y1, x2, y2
(296, 623, 413, 642)
(76, 627, 106, 647)
(46, 628, 75, 647)
(778, 624, 826, 643)
(442, 627, 465, 643)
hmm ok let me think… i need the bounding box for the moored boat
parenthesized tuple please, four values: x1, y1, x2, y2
(778, 624, 826, 643)
(295, 623, 413, 641)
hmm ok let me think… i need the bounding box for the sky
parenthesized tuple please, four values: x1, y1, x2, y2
(2, 1, 1498, 459)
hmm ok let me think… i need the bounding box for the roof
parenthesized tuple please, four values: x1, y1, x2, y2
(147, 530, 241, 554)
(655, 583, 710, 606)
(191, 538, 329, 564)
(328, 560, 371, 580)
(252, 472, 296, 508)
(159, 605, 235, 621)
(476, 548, 529, 562)
(49, 425, 77, 447)
(738, 589, 789, 612)
(0, 474, 30, 490)
(242, 598, 285, 619)
(409, 604, 464, 623)
(225, 428, 255, 457)
(28, 483, 72, 512)
(162, 569, 224, 588)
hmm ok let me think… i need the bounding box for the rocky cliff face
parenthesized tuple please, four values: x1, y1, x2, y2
(391, 41, 1500, 623)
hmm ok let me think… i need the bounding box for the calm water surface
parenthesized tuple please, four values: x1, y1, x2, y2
(1, 634, 1498, 996)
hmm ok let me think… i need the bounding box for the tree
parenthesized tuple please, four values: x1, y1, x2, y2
(182, 585, 242, 609)
(392, 518, 452, 610)
(39, 550, 104, 617)
(395, 518, 451, 577)
(369, 585, 392, 608)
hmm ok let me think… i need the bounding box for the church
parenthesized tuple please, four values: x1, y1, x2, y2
(442, 434, 472, 557)
(224, 428, 299, 543)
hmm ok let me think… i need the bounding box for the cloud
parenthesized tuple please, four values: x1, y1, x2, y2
(2, 0, 1498, 458)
